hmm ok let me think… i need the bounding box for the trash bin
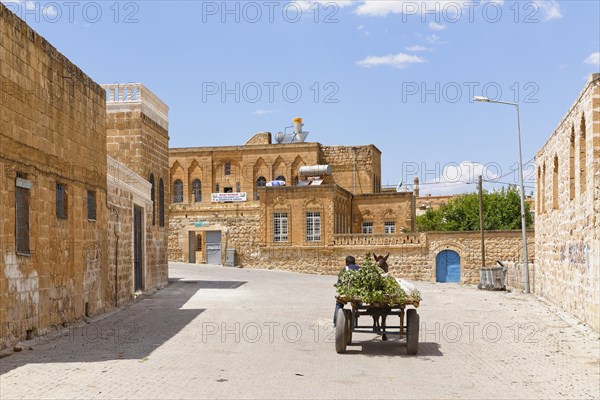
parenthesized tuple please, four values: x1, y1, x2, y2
(478, 262, 507, 290)
(225, 249, 236, 267)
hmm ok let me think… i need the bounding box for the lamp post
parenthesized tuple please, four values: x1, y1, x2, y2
(473, 96, 530, 294)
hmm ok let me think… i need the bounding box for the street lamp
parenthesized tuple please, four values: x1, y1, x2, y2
(473, 96, 530, 294)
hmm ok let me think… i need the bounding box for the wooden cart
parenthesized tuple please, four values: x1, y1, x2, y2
(334, 296, 420, 354)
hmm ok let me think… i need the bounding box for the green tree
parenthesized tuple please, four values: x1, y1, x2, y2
(417, 186, 533, 231)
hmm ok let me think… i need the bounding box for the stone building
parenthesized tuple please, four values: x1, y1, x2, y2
(169, 123, 534, 283)
(0, 4, 169, 347)
(168, 124, 412, 266)
(535, 74, 600, 332)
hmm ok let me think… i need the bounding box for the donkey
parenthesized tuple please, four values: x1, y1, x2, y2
(371, 252, 390, 340)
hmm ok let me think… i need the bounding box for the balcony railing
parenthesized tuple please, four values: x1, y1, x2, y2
(332, 233, 423, 246)
(101, 83, 169, 130)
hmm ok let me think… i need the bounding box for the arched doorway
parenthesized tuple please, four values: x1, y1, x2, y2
(436, 250, 461, 283)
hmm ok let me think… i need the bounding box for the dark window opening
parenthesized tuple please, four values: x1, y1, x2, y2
(56, 182, 68, 219)
(159, 178, 165, 227)
(87, 190, 96, 221)
(192, 179, 202, 203)
(149, 174, 155, 226)
(16, 177, 30, 254)
(196, 235, 202, 251)
(173, 179, 184, 203)
(225, 162, 231, 175)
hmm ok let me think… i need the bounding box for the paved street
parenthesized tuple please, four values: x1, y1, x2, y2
(1, 263, 599, 399)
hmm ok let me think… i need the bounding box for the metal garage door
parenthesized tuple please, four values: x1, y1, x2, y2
(205, 231, 222, 265)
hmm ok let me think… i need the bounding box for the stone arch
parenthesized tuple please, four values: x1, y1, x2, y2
(569, 125, 575, 200)
(429, 241, 468, 282)
(188, 160, 203, 204)
(291, 155, 306, 185)
(553, 154, 559, 210)
(170, 161, 185, 204)
(272, 156, 287, 181)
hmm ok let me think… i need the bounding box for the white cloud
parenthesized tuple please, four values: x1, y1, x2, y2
(292, 0, 354, 11)
(425, 34, 440, 44)
(533, 0, 562, 20)
(405, 45, 432, 52)
(354, 1, 467, 17)
(420, 161, 501, 195)
(583, 52, 600, 67)
(429, 21, 446, 31)
(356, 52, 426, 69)
(253, 109, 279, 116)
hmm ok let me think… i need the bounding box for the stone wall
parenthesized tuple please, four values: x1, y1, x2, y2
(534, 74, 600, 332)
(106, 157, 160, 306)
(0, 3, 108, 348)
(104, 84, 170, 297)
(319, 145, 381, 194)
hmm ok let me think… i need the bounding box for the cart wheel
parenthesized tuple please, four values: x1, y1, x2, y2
(406, 309, 419, 355)
(335, 308, 347, 353)
(344, 309, 352, 345)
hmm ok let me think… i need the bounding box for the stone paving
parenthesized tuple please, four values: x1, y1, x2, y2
(1, 263, 599, 399)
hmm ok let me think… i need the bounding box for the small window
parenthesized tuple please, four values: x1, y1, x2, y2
(362, 222, 373, 234)
(215, 183, 220, 193)
(149, 174, 156, 226)
(236, 182, 241, 193)
(224, 187, 233, 193)
(276, 175, 286, 182)
(273, 212, 288, 242)
(173, 179, 183, 203)
(384, 221, 396, 234)
(196, 235, 202, 251)
(16, 176, 31, 254)
(225, 162, 231, 175)
(56, 182, 68, 219)
(306, 211, 321, 242)
(159, 178, 165, 227)
(87, 190, 96, 221)
(255, 176, 266, 200)
(192, 179, 202, 203)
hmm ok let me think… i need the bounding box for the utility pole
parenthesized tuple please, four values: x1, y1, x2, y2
(478, 175, 485, 267)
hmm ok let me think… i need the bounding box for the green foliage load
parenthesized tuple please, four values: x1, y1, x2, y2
(417, 186, 533, 232)
(335, 253, 415, 305)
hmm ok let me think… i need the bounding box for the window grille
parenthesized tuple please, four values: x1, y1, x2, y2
(273, 212, 288, 242)
(16, 177, 30, 254)
(192, 179, 202, 203)
(384, 221, 396, 234)
(87, 190, 96, 221)
(306, 211, 321, 242)
(56, 182, 68, 219)
(173, 179, 183, 203)
(225, 162, 231, 175)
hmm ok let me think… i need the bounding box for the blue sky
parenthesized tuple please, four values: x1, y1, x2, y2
(3, 0, 599, 194)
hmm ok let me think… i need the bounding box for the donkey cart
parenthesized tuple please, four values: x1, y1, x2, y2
(334, 296, 420, 355)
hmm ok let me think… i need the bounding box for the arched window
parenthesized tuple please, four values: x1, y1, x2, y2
(569, 126, 575, 200)
(536, 167, 541, 215)
(276, 175, 286, 182)
(580, 114, 587, 195)
(159, 178, 165, 227)
(553, 155, 559, 210)
(192, 179, 202, 203)
(173, 179, 183, 203)
(255, 176, 266, 200)
(542, 163, 546, 214)
(149, 174, 155, 226)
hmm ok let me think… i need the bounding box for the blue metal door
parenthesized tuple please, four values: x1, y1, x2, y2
(436, 250, 461, 283)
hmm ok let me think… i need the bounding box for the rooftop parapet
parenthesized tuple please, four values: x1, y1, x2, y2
(101, 83, 169, 131)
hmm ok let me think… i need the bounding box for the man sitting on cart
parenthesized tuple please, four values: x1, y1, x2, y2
(333, 256, 360, 326)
